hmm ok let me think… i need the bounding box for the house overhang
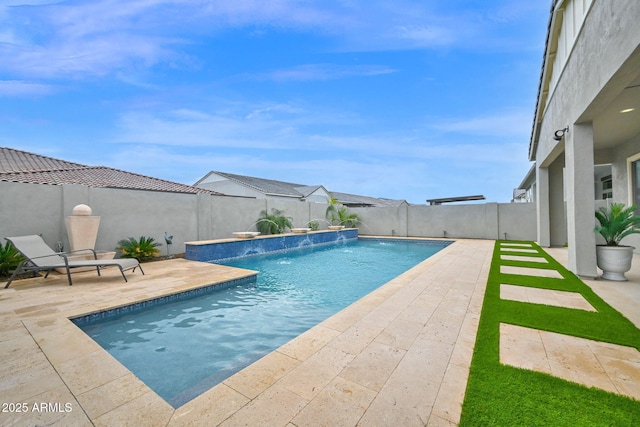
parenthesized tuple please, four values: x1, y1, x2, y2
(529, 0, 563, 162)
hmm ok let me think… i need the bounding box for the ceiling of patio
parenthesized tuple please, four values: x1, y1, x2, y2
(591, 50, 640, 150)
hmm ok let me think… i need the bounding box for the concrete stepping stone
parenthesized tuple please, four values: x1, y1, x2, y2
(500, 284, 596, 311)
(500, 254, 548, 263)
(500, 324, 640, 401)
(500, 247, 539, 252)
(500, 265, 563, 279)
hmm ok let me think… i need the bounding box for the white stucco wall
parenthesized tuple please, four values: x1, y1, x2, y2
(0, 181, 64, 245)
(1, 181, 538, 257)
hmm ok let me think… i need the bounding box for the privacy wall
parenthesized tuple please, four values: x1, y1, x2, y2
(0, 181, 536, 255)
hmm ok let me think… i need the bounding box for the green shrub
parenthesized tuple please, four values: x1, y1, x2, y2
(325, 197, 361, 227)
(308, 220, 320, 231)
(594, 203, 640, 246)
(0, 241, 24, 277)
(256, 209, 293, 235)
(117, 236, 161, 262)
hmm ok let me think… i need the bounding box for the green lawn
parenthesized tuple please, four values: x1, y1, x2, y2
(459, 241, 640, 426)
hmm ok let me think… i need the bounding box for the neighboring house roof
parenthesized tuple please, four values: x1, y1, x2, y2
(0, 146, 86, 173)
(330, 191, 408, 208)
(196, 170, 408, 207)
(294, 185, 325, 198)
(426, 195, 485, 205)
(517, 164, 536, 191)
(0, 147, 221, 195)
(196, 171, 328, 199)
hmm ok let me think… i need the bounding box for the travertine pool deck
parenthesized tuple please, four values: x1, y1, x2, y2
(0, 238, 490, 426)
(1, 239, 639, 426)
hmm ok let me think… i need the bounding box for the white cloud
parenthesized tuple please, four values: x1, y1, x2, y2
(0, 80, 55, 96)
(394, 25, 455, 47)
(248, 64, 397, 82)
(112, 102, 530, 171)
(430, 111, 532, 137)
(0, 0, 547, 82)
(103, 141, 527, 204)
(114, 108, 300, 149)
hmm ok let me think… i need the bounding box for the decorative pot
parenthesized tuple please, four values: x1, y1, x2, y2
(328, 225, 345, 230)
(291, 228, 311, 233)
(232, 232, 261, 239)
(596, 245, 635, 281)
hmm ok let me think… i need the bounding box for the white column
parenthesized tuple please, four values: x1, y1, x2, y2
(536, 165, 551, 247)
(565, 123, 597, 277)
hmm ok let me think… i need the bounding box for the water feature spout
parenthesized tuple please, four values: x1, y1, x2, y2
(307, 218, 331, 230)
(253, 218, 284, 234)
(238, 218, 283, 237)
(354, 220, 373, 233)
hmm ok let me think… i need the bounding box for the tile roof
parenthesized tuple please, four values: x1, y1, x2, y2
(200, 170, 408, 207)
(0, 147, 221, 195)
(0, 146, 85, 173)
(211, 171, 324, 198)
(330, 191, 408, 207)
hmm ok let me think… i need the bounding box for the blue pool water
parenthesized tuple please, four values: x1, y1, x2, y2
(74, 238, 450, 407)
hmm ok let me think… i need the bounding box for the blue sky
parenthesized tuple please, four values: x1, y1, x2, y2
(0, 0, 548, 204)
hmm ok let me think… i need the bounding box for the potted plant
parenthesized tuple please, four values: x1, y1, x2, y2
(594, 203, 640, 281)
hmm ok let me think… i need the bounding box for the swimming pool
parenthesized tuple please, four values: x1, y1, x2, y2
(73, 238, 451, 407)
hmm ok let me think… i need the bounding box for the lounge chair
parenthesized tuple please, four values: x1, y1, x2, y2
(4, 235, 144, 288)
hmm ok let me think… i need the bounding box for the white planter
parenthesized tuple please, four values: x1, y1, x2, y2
(291, 228, 311, 233)
(328, 225, 345, 230)
(232, 232, 261, 239)
(596, 245, 635, 281)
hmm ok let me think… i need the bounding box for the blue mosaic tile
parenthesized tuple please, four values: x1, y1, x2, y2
(70, 275, 258, 327)
(186, 229, 358, 262)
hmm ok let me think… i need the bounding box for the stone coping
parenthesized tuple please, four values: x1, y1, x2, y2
(185, 228, 358, 245)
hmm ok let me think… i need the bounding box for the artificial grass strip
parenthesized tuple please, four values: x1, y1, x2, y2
(460, 240, 640, 426)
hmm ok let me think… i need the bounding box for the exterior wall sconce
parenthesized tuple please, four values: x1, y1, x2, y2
(553, 126, 569, 141)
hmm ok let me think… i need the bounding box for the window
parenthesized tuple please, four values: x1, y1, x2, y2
(601, 174, 613, 199)
(633, 159, 640, 208)
(628, 153, 640, 213)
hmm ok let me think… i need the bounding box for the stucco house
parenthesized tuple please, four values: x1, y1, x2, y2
(329, 191, 409, 208)
(194, 171, 331, 203)
(528, 0, 640, 277)
(194, 171, 408, 207)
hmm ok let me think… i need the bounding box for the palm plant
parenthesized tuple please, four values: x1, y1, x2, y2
(0, 241, 24, 277)
(325, 197, 341, 225)
(335, 206, 361, 228)
(594, 203, 640, 246)
(256, 209, 292, 235)
(117, 236, 161, 261)
(326, 197, 361, 227)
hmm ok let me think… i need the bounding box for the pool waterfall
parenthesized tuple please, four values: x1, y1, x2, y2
(186, 228, 358, 262)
